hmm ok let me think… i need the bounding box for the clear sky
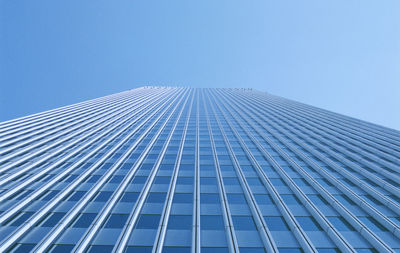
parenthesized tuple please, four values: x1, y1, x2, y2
(1, 1, 399, 130)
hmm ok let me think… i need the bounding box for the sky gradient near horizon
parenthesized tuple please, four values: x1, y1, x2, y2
(1, 1, 399, 130)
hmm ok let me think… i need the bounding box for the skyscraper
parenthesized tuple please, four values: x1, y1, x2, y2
(0, 87, 399, 253)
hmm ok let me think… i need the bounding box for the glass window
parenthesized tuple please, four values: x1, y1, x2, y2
(254, 194, 273, 205)
(354, 249, 379, 253)
(49, 244, 74, 252)
(278, 248, 304, 253)
(227, 194, 247, 204)
(72, 213, 97, 228)
(125, 246, 152, 253)
(317, 179, 334, 187)
(270, 178, 287, 187)
(328, 217, 355, 231)
(177, 177, 193, 185)
(224, 177, 240, 185)
(110, 175, 124, 184)
(232, 216, 257, 231)
(200, 193, 220, 204)
(264, 216, 289, 231)
(200, 216, 225, 230)
(146, 193, 167, 203)
(121, 192, 139, 202)
(93, 191, 113, 202)
(154, 177, 171, 184)
(281, 195, 302, 205)
(10, 244, 36, 253)
(173, 193, 193, 203)
(87, 175, 101, 183)
(87, 245, 113, 253)
(41, 212, 65, 227)
(162, 247, 191, 253)
(293, 178, 310, 187)
(201, 248, 229, 253)
(334, 194, 356, 206)
(201, 177, 217, 185)
(104, 214, 129, 228)
(167, 215, 192, 230)
(135, 215, 161, 229)
(296, 217, 322, 231)
(308, 195, 329, 206)
(132, 176, 147, 184)
(359, 217, 388, 232)
(362, 195, 383, 206)
(68, 191, 86, 201)
(41, 190, 60, 201)
(9, 212, 34, 226)
(316, 248, 341, 253)
(238, 248, 266, 253)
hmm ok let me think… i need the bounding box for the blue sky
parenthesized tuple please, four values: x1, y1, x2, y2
(1, 0, 399, 130)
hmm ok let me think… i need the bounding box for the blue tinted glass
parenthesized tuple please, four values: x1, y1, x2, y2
(180, 164, 195, 171)
(224, 178, 240, 185)
(136, 215, 161, 229)
(177, 177, 193, 185)
(154, 176, 171, 184)
(87, 245, 113, 253)
(87, 175, 101, 183)
(42, 190, 60, 201)
(125, 246, 153, 253)
(264, 217, 289, 231)
(239, 248, 266, 253)
(121, 192, 139, 202)
(162, 247, 191, 253)
(73, 213, 97, 228)
(146, 193, 167, 203)
(232, 216, 257, 230)
(10, 212, 34, 226)
(278, 248, 304, 253)
(200, 193, 220, 204)
(201, 248, 229, 253)
(271, 178, 286, 186)
(42, 212, 65, 227)
(200, 216, 225, 230)
(296, 217, 322, 231)
(173, 193, 193, 203)
(359, 217, 388, 232)
(354, 249, 379, 253)
(68, 191, 85, 201)
(105, 214, 129, 228)
(94, 191, 113, 202)
(317, 249, 341, 253)
(293, 178, 310, 187)
(12, 244, 36, 253)
(132, 176, 147, 184)
(167, 215, 192, 230)
(227, 194, 247, 204)
(281, 195, 302, 205)
(110, 175, 124, 183)
(334, 194, 356, 206)
(50, 244, 75, 252)
(254, 194, 273, 205)
(308, 195, 329, 205)
(201, 177, 217, 185)
(328, 217, 355, 231)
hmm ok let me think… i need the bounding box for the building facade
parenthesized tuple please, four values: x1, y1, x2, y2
(0, 87, 399, 253)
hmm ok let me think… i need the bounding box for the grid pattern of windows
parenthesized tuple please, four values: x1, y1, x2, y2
(0, 86, 399, 253)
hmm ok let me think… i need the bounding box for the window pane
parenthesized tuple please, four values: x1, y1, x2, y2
(136, 215, 161, 229)
(264, 216, 289, 231)
(201, 216, 225, 230)
(167, 215, 192, 230)
(105, 214, 129, 228)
